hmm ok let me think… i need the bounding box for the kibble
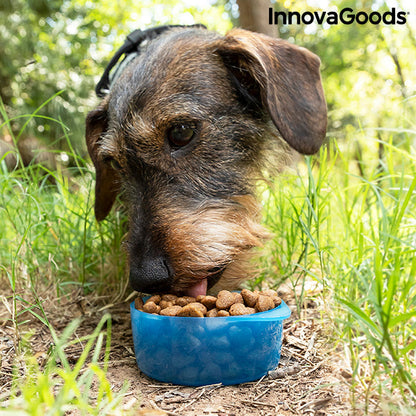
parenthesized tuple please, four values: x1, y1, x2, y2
(256, 294, 275, 312)
(241, 288, 259, 307)
(142, 301, 161, 314)
(160, 305, 183, 316)
(262, 289, 282, 307)
(177, 302, 207, 317)
(159, 300, 174, 309)
(161, 294, 178, 302)
(199, 295, 217, 310)
(136, 288, 282, 317)
(229, 303, 256, 316)
(216, 290, 235, 310)
(232, 292, 244, 305)
(176, 296, 196, 306)
(206, 308, 219, 317)
(134, 297, 144, 310)
(147, 295, 161, 304)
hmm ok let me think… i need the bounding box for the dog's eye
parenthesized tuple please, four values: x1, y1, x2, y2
(111, 159, 122, 170)
(104, 156, 122, 171)
(167, 124, 196, 148)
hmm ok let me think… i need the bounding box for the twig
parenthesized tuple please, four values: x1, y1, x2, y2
(195, 382, 222, 390)
(299, 397, 332, 411)
(253, 374, 266, 387)
(268, 363, 301, 379)
(241, 399, 277, 409)
(304, 331, 317, 361)
(254, 387, 271, 401)
(177, 387, 207, 411)
(149, 399, 179, 416)
(281, 347, 314, 364)
(177, 383, 222, 411)
(299, 356, 329, 377)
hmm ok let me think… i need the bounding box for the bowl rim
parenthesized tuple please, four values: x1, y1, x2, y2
(130, 298, 291, 322)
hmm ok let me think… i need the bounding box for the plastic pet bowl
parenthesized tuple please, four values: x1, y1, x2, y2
(130, 299, 291, 386)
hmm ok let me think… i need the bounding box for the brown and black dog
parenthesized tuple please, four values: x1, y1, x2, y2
(86, 25, 327, 297)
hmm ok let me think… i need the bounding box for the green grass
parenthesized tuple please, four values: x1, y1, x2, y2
(2, 314, 133, 415)
(1, 104, 132, 414)
(1, 102, 416, 413)
(258, 131, 416, 413)
(0, 135, 127, 298)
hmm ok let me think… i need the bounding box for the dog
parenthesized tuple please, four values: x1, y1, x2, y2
(86, 25, 327, 297)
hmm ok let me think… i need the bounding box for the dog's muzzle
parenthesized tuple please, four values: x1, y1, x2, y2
(129, 249, 174, 294)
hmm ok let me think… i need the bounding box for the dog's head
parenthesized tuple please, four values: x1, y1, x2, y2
(86, 26, 327, 296)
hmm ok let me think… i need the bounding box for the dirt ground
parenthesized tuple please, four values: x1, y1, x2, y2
(0, 284, 360, 415)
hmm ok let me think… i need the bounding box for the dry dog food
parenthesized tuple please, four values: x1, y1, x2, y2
(134, 288, 282, 317)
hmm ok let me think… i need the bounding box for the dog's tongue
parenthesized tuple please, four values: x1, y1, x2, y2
(185, 278, 207, 298)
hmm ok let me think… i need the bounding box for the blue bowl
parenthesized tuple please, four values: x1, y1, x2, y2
(130, 299, 291, 386)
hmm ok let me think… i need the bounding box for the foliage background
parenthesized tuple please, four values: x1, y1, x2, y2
(1, 0, 415, 152)
(0, 0, 234, 150)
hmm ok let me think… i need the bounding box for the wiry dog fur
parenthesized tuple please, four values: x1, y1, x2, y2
(86, 27, 327, 296)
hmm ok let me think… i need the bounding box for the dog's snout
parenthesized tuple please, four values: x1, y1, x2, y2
(129, 252, 173, 294)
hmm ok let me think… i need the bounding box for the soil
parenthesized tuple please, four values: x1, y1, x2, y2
(0, 284, 357, 415)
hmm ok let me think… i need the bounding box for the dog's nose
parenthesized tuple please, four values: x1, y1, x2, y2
(129, 253, 173, 294)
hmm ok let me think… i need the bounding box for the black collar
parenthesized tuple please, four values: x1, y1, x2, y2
(95, 24, 206, 98)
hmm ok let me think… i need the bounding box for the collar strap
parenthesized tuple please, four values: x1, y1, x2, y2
(95, 24, 206, 98)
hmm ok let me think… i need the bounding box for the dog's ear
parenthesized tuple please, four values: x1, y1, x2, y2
(214, 29, 327, 155)
(85, 103, 120, 221)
